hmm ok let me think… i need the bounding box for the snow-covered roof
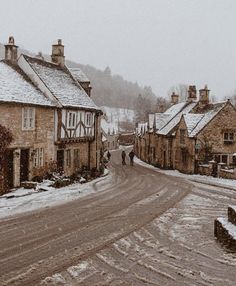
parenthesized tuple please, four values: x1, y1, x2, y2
(155, 113, 171, 130)
(183, 114, 204, 135)
(24, 55, 99, 110)
(0, 61, 54, 107)
(189, 102, 226, 137)
(158, 102, 197, 135)
(68, 67, 90, 83)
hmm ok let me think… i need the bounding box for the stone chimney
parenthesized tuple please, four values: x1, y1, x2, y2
(5, 36, 18, 64)
(199, 85, 210, 106)
(187, 85, 197, 102)
(51, 39, 65, 67)
(171, 92, 179, 105)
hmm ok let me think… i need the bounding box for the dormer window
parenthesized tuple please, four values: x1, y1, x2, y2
(224, 132, 234, 144)
(67, 111, 76, 129)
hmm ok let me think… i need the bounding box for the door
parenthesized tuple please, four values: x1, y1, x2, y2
(57, 150, 64, 172)
(20, 149, 29, 182)
(4, 149, 14, 189)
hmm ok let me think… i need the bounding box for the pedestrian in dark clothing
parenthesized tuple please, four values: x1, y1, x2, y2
(129, 150, 135, 166)
(107, 151, 111, 161)
(121, 150, 126, 165)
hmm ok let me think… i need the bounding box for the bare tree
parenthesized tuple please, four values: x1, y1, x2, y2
(168, 84, 188, 102)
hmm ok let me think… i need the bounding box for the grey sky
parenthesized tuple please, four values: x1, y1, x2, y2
(1, 0, 236, 99)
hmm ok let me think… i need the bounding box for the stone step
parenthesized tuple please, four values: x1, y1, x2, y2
(228, 205, 236, 226)
(214, 217, 236, 251)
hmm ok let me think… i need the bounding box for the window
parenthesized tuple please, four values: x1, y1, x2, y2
(180, 129, 186, 144)
(22, 107, 35, 130)
(74, 149, 79, 169)
(66, 149, 71, 167)
(33, 148, 44, 167)
(224, 132, 234, 143)
(67, 111, 76, 128)
(85, 112, 92, 127)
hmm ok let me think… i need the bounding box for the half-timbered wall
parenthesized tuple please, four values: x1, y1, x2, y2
(59, 109, 95, 140)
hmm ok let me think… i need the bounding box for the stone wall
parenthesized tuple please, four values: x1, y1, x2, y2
(215, 206, 236, 252)
(0, 103, 55, 191)
(219, 169, 236, 180)
(198, 103, 236, 161)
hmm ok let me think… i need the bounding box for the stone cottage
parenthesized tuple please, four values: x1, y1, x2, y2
(135, 85, 236, 175)
(0, 37, 102, 194)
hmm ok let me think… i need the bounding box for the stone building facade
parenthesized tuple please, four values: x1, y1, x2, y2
(135, 85, 236, 176)
(0, 37, 102, 194)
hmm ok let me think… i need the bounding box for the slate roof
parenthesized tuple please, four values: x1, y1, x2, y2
(0, 61, 55, 107)
(24, 55, 99, 110)
(158, 102, 197, 135)
(186, 102, 227, 137)
(68, 67, 90, 82)
(155, 113, 172, 130)
(183, 114, 204, 135)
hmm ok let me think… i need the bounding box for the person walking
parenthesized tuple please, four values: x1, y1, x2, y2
(121, 150, 126, 165)
(129, 150, 135, 166)
(107, 150, 111, 161)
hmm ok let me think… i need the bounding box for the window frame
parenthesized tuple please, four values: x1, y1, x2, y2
(223, 132, 234, 143)
(85, 112, 93, 127)
(22, 107, 35, 131)
(66, 149, 71, 167)
(33, 148, 44, 168)
(67, 111, 77, 129)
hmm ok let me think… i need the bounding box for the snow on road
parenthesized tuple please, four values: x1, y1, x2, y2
(0, 169, 111, 219)
(41, 191, 236, 286)
(134, 157, 236, 190)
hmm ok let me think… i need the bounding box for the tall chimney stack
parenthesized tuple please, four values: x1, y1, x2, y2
(5, 36, 18, 64)
(187, 85, 197, 102)
(199, 85, 210, 107)
(171, 92, 179, 105)
(51, 39, 65, 67)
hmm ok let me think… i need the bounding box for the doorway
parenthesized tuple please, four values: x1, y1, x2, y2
(20, 149, 29, 182)
(4, 149, 14, 189)
(57, 150, 64, 172)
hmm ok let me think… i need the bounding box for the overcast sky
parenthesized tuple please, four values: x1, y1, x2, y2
(1, 0, 236, 99)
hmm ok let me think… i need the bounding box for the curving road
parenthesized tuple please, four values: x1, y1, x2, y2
(0, 149, 236, 285)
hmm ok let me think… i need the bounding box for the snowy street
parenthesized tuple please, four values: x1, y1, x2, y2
(1, 149, 236, 285)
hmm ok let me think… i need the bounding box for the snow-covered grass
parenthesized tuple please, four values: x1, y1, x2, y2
(0, 169, 111, 219)
(134, 157, 236, 190)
